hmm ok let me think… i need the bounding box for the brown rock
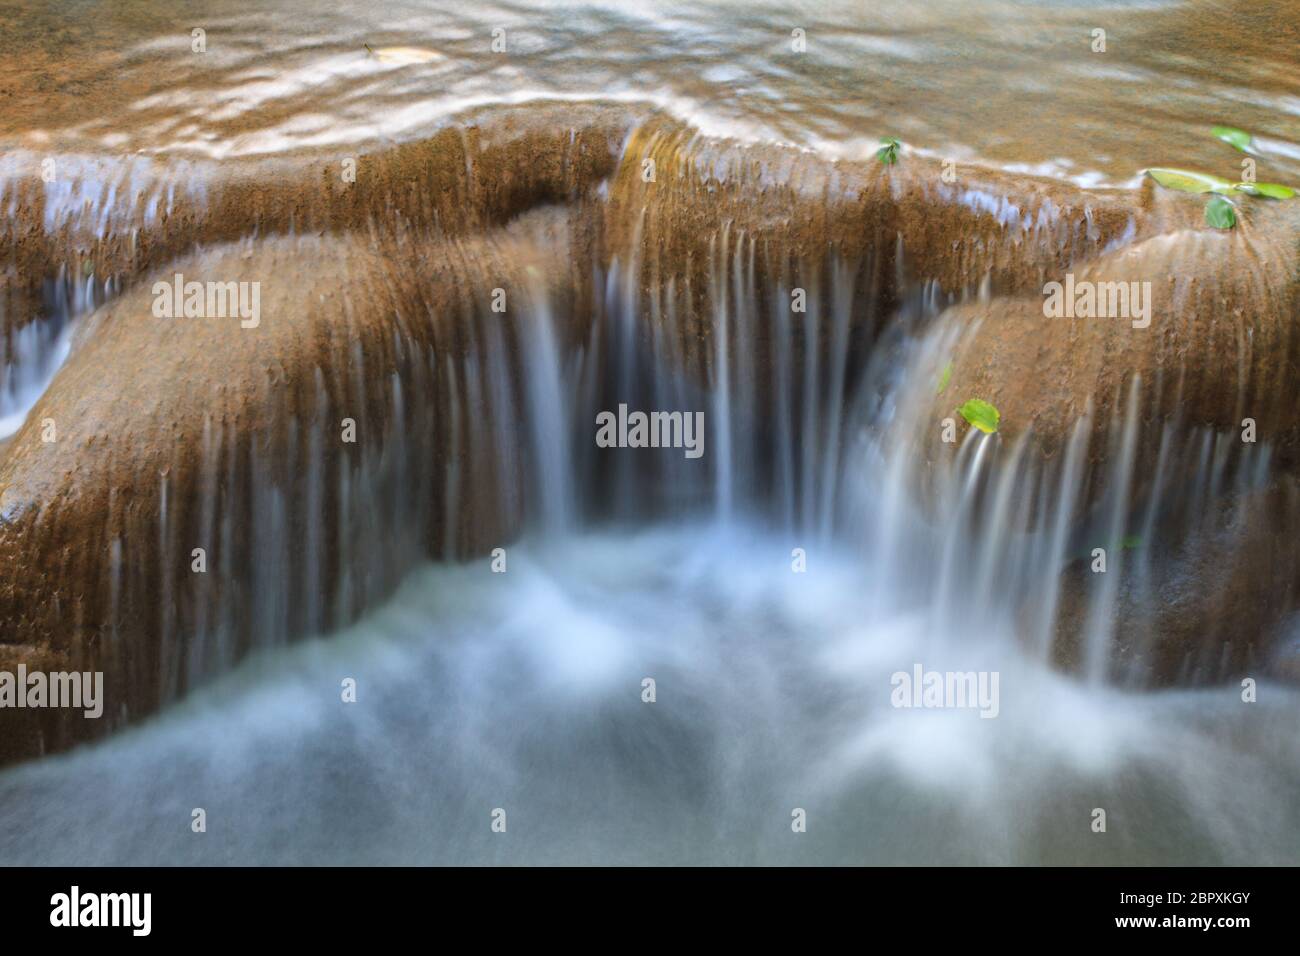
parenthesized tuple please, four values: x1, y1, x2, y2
(0, 205, 596, 763)
(929, 199, 1300, 467)
(1042, 476, 1300, 685)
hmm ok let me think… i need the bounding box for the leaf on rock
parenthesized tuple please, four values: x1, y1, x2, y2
(958, 398, 1000, 434)
(1146, 168, 1236, 195)
(1205, 196, 1237, 229)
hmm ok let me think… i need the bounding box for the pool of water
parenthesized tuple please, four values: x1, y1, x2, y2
(3, 521, 1298, 865)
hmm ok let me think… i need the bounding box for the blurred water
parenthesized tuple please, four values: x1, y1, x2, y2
(2, 523, 1298, 865)
(2, 260, 1298, 864)
(2, 0, 1298, 185)
(0, 267, 113, 438)
(2, 0, 1299, 866)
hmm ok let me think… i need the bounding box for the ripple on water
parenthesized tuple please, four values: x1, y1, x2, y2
(0, 0, 1297, 186)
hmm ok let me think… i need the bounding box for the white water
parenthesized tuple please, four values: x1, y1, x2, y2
(2, 248, 1298, 864)
(2, 524, 1298, 865)
(0, 266, 112, 438)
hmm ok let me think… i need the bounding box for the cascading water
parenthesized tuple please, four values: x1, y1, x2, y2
(0, 266, 112, 438)
(3, 225, 1297, 865)
(3, 0, 1299, 872)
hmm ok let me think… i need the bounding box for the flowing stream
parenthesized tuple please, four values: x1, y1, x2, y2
(4, 250, 1300, 864)
(2, 0, 1300, 865)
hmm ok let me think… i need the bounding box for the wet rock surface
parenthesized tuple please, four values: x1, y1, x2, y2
(1, 101, 1299, 763)
(930, 199, 1300, 465)
(0, 200, 596, 762)
(1039, 476, 1300, 687)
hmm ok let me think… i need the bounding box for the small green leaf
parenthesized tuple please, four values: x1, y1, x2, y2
(1121, 534, 1143, 550)
(1205, 196, 1237, 229)
(876, 137, 900, 165)
(1145, 168, 1236, 195)
(958, 398, 999, 434)
(936, 361, 952, 396)
(1212, 125, 1254, 153)
(1233, 181, 1296, 199)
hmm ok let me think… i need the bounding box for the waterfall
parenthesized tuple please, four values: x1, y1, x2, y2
(0, 167, 1294, 868)
(0, 265, 112, 437)
(2, 0, 1299, 869)
(521, 288, 576, 534)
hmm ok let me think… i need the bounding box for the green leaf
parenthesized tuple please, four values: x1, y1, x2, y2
(1233, 181, 1296, 199)
(958, 398, 1000, 434)
(1121, 534, 1143, 550)
(936, 361, 952, 396)
(1212, 125, 1254, 153)
(876, 137, 900, 165)
(1205, 196, 1237, 229)
(1145, 168, 1236, 195)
